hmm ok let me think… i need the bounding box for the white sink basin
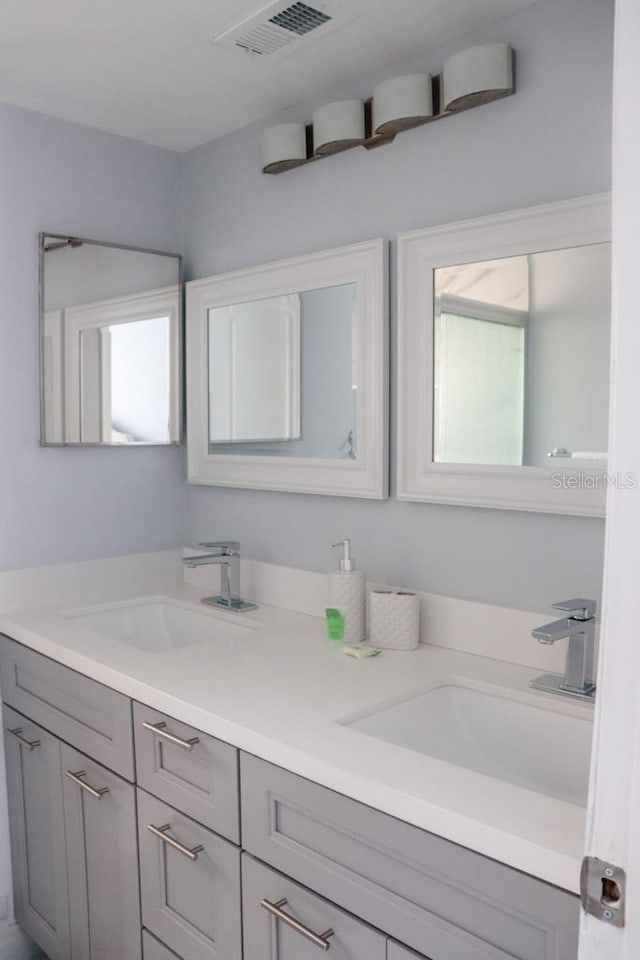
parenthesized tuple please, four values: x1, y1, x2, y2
(344, 683, 593, 805)
(62, 596, 255, 652)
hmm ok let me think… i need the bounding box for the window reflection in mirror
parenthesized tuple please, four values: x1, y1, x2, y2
(433, 243, 610, 467)
(41, 235, 181, 445)
(208, 283, 358, 459)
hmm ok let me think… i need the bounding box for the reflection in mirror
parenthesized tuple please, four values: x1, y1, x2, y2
(207, 283, 357, 459)
(41, 235, 182, 445)
(433, 243, 610, 467)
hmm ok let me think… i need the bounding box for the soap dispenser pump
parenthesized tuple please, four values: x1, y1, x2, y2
(328, 538, 365, 645)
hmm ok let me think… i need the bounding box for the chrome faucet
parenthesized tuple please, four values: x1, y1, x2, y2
(530, 598, 596, 702)
(182, 541, 257, 613)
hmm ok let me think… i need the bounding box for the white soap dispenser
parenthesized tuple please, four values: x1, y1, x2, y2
(328, 538, 366, 645)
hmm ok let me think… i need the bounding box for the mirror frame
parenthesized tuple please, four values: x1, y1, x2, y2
(396, 194, 611, 516)
(186, 239, 388, 498)
(39, 233, 183, 447)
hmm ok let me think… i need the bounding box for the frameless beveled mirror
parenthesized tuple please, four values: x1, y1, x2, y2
(397, 195, 611, 516)
(40, 234, 182, 446)
(186, 240, 387, 498)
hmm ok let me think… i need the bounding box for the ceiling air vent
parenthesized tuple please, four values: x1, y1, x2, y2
(212, 1, 354, 60)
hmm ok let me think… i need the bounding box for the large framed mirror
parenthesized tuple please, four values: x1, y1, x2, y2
(40, 234, 182, 446)
(397, 195, 611, 516)
(186, 239, 388, 498)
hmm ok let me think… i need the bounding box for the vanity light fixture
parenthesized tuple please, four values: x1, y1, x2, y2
(312, 99, 365, 155)
(261, 122, 310, 173)
(261, 41, 515, 174)
(442, 42, 514, 113)
(372, 73, 433, 135)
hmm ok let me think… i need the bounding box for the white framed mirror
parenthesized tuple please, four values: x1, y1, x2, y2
(397, 195, 611, 516)
(40, 234, 182, 446)
(186, 239, 388, 498)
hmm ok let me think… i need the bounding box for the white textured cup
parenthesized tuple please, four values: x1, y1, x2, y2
(369, 590, 419, 650)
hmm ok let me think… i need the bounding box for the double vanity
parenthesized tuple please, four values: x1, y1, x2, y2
(0, 559, 593, 960)
(25, 188, 613, 959)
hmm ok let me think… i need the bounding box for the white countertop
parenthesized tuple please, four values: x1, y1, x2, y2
(0, 580, 589, 894)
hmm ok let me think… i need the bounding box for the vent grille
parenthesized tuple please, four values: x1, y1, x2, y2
(213, 1, 353, 61)
(235, 24, 297, 56)
(270, 2, 331, 36)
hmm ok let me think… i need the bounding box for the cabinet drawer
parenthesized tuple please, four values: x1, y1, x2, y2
(134, 702, 239, 842)
(143, 931, 182, 960)
(243, 854, 386, 960)
(240, 754, 579, 960)
(0, 637, 133, 779)
(138, 789, 242, 960)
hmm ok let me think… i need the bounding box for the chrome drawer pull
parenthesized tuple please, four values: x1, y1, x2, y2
(142, 720, 200, 751)
(8, 727, 41, 751)
(147, 823, 204, 861)
(65, 770, 110, 799)
(260, 898, 334, 951)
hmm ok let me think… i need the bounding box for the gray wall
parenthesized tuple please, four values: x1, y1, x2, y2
(182, 0, 613, 611)
(0, 105, 186, 571)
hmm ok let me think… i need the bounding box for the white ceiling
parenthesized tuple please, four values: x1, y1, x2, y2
(0, 0, 537, 152)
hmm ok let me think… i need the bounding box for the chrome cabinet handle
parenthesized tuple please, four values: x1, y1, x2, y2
(8, 727, 41, 751)
(147, 823, 204, 861)
(142, 720, 199, 751)
(260, 898, 334, 951)
(65, 770, 110, 799)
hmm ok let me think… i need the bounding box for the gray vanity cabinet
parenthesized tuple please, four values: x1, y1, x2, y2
(61, 743, 141, 960)
(1, 637, 581, 960)
(2, 706, 71, 960)
(137, 788, 242, 960)
(242, 853, 387, 960)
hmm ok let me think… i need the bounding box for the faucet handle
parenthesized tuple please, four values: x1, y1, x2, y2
(199, 540, 241, 555)
(552, 598, 597, 620)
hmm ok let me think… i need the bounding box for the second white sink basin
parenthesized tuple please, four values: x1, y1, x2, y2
(62, 596, 255, 652)
(344, 682, 593, 805)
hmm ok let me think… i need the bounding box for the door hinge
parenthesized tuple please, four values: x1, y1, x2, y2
(580, 857, 626, 927)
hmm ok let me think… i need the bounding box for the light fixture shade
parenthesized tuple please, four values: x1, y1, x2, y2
(373, 74, 433, 135)
(442, 42, 513, 113)
(313, 100, 364, 156)
(262, 122, 308, 174)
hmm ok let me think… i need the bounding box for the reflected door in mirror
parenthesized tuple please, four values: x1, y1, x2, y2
(207, 284, 357, 460)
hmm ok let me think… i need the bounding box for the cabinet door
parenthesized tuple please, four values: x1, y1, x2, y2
(388, 943, 432, 960)
(242, 854, 386, 960)
(138, 789, 241, 960)
(143, 930, 183, 960)
(2, 706, 70, 960)
(61, 743, 141, 960)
